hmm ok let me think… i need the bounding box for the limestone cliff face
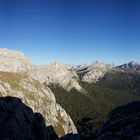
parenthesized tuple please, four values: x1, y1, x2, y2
(77, 61, 114, 83)
(66, 61, 114, 84)
(0, 48, 35, 73)
(0, 71, 77, 136)
(29, 61, 83, 92)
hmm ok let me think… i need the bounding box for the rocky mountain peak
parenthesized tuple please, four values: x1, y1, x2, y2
(0, 48, 31, 63)
(0, 48, 35, 73)
(129, 61, 140, 65)
(51, 61, 63, 67)
(76, 61, 114, 83)
(118, 61, 140, 71)
(90, 61, 114, 67)
(45, 61, 68, 72)
(30, 61, 83, 92)
(0, 48, 83, 92)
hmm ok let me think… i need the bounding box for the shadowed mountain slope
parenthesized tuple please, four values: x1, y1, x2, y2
(0, 96, 58, 140)
(49, 71, 140, 135)
(95, 101, 140, 140)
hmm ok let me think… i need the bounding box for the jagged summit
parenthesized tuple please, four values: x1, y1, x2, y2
(118, 61, 140, 71)
(75, 61, 114, 83)
(45, 61, 68, 71)
(30, 61, 83, 92)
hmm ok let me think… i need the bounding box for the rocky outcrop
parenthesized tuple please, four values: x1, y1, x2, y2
(0, 48, 35, 73)
(29, 61, 83, 92)
(0, 71, 77, 136)
(0, 48, 84, 92)
(77, 61, 114, 83)
(0, 96, 58, 140)
(66, 62, 114, 84)
(0, 48, 115, 91)
(0, 48, 78, 135)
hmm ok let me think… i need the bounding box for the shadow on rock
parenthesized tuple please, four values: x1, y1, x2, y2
(1, 96, 140, 140)
(0, 96, 58, 140)
(95, 101, 140, 140)
(59, 101, 140, 140)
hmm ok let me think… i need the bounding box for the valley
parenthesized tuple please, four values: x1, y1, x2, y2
(0, 48, 140, 139)
(50, 70, 140, 135)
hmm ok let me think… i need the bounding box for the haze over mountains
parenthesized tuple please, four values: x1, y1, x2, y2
(0, 48, 140, 139)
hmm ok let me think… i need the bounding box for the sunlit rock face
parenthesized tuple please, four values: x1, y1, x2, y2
(29, 61, 84, 92)
(0, 48, 35, 73)
(0, 48, 113, 92)
(0, 71, 77, 136)
(0, 48, 80, 135)
(0, 48, 84, 92)
(76, 61, 114, 83)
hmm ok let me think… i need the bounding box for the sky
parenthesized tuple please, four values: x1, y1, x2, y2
(0, 0, 140, 65)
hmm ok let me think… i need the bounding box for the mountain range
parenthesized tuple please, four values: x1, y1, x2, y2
(0, 48, 140, 139)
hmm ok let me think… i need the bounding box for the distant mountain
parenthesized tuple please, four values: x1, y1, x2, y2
(66, 61, 114, 83)
(0, 48, 36, 73)
(118, 61, 140, 71)
(1, 48, 140, 138)
(65, 63, 90, 71)
(50, 70, 140, 136)
(29, 61, 84, 92)
(0, 48, 77, 136)
(76, 61, 114, 83)
(0, 48, 83, 92)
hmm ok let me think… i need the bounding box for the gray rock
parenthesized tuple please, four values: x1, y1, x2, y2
(0, 96, 58, 140)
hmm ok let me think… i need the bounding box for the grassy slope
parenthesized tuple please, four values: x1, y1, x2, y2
(49, 71, 140, 134)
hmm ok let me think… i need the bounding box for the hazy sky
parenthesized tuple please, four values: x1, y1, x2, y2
(0, 0, 140, 65)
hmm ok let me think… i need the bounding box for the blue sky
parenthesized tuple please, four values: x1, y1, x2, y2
(0, 0, 140, 65)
